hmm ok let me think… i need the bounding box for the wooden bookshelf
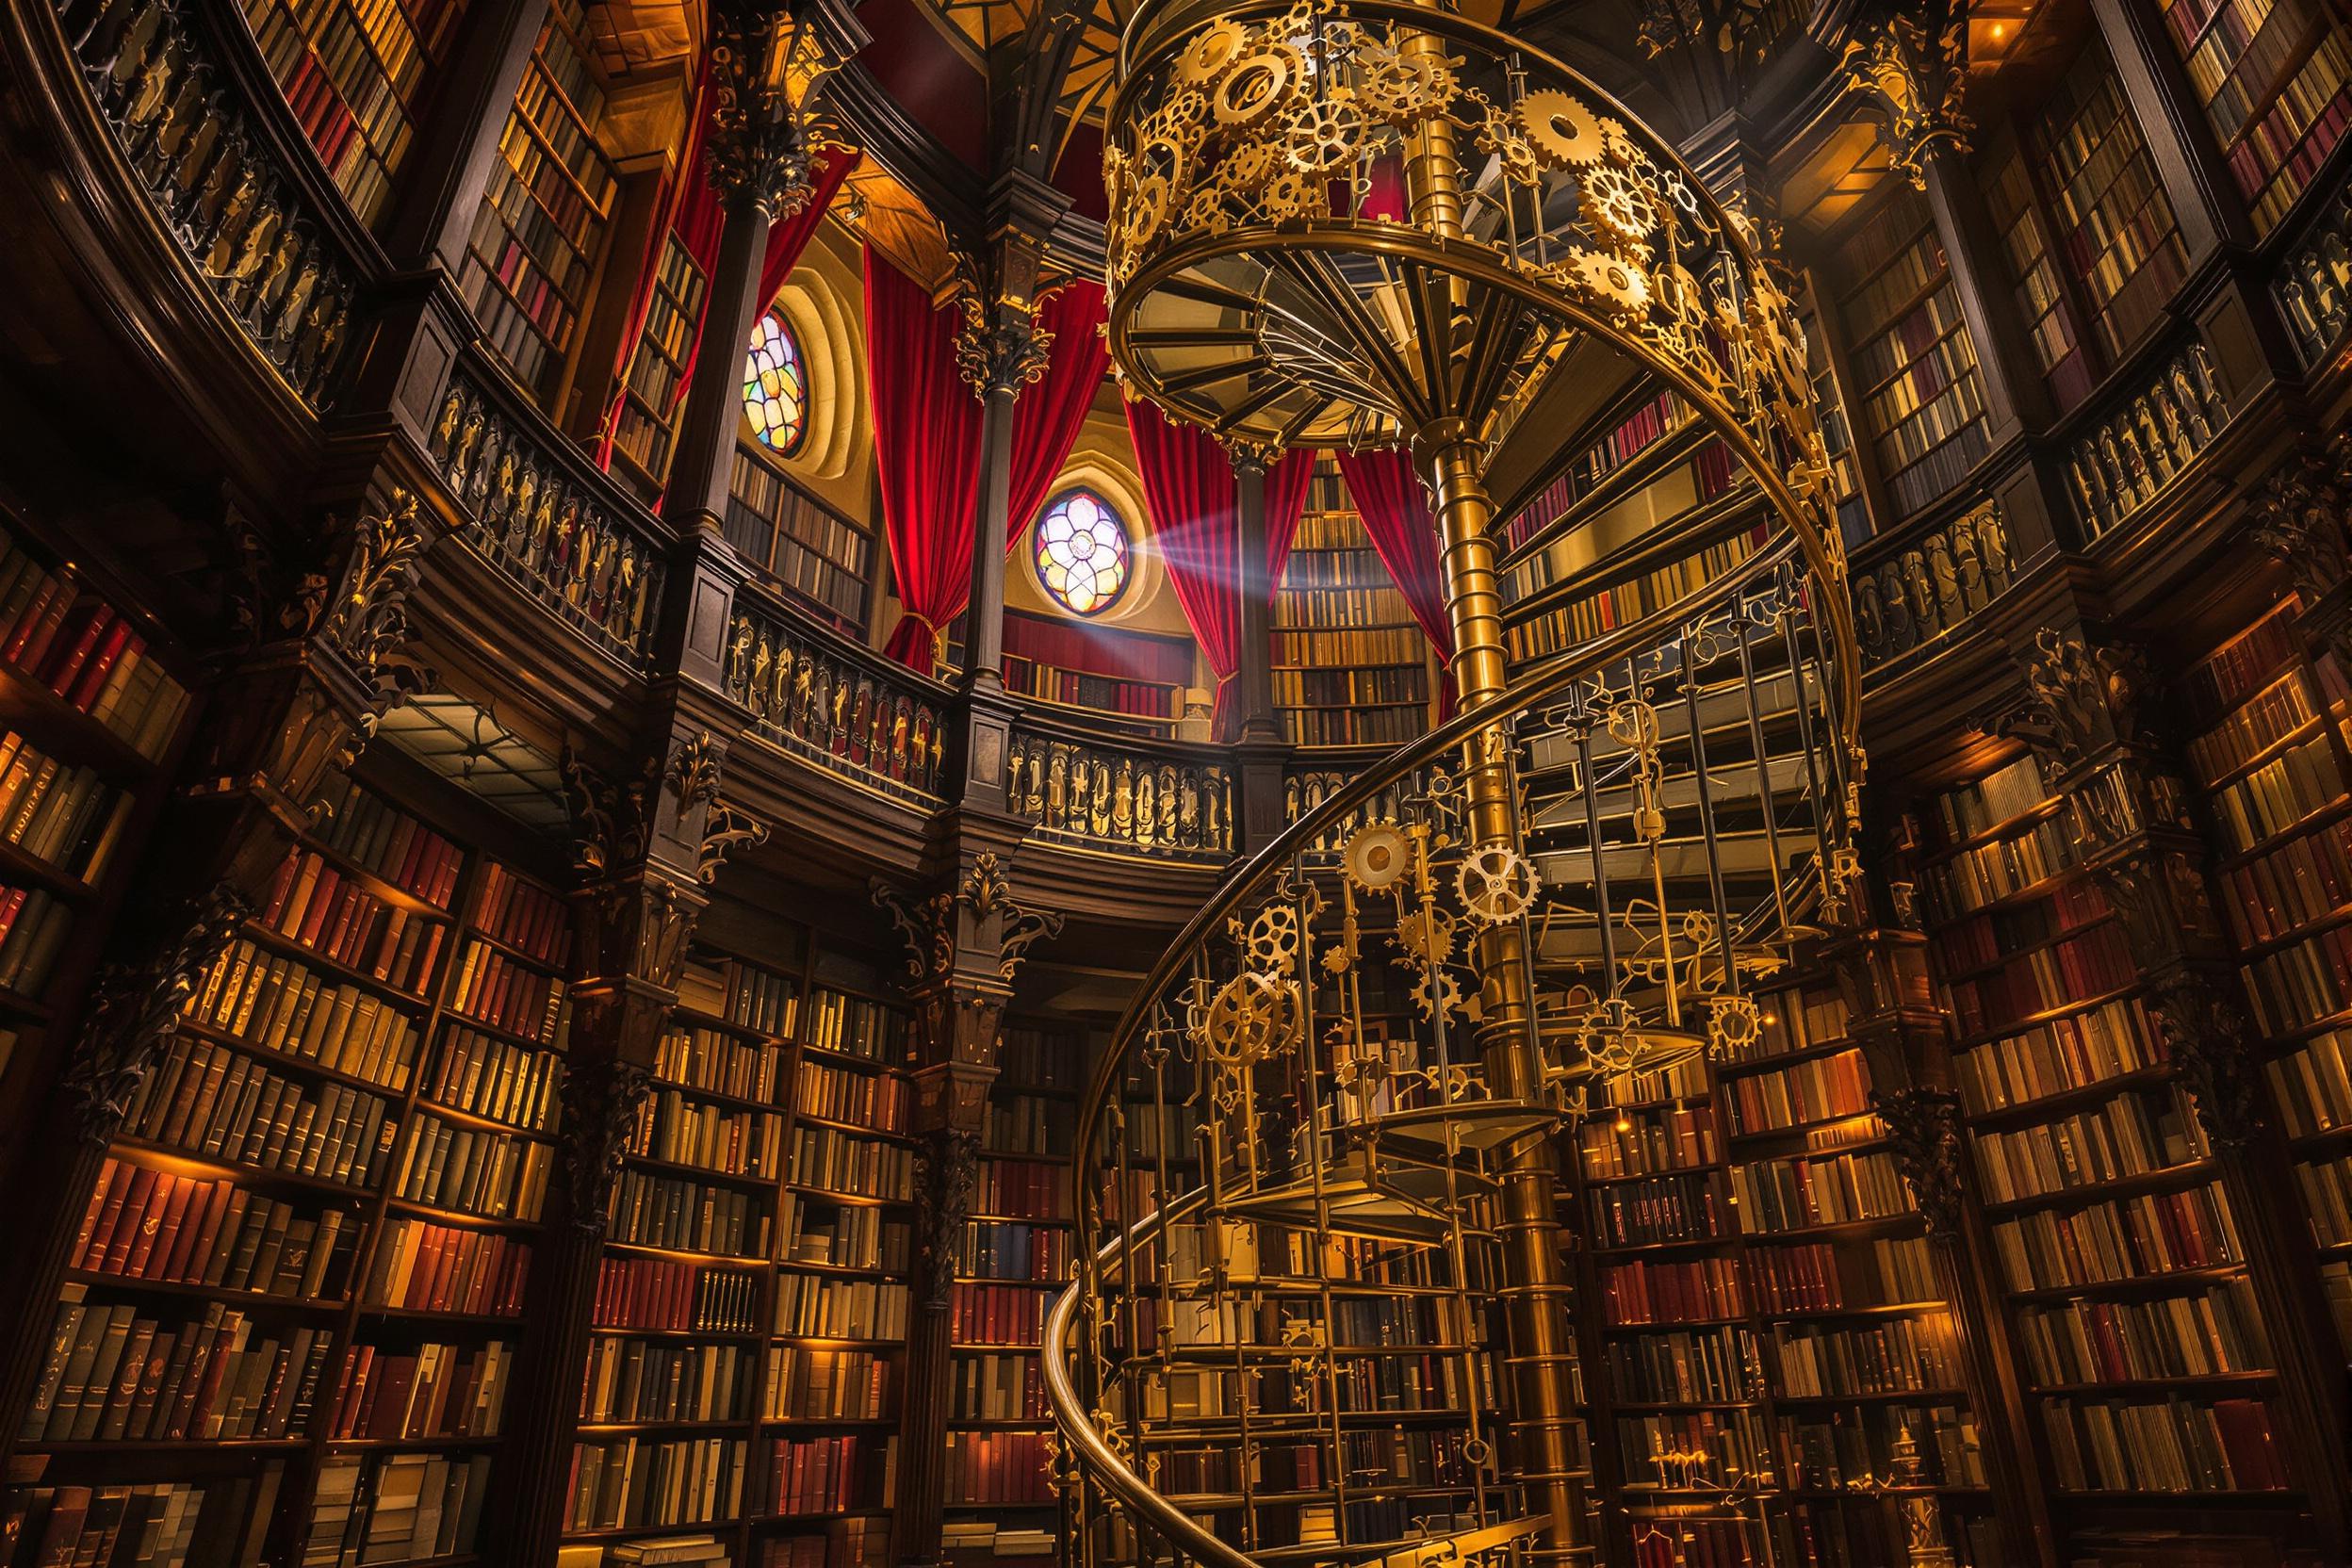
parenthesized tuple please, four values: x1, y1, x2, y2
(2157, 0, 2352, 237)
(1833, 187, 1991, 520)
(1800, 283, 1873, 551)
(609, 236, 711, 492)
(724, 446, 876, 638)
(457, 0, 618, 398)
(238, 0, 466, 230)
(1273, 463, 1435, 748)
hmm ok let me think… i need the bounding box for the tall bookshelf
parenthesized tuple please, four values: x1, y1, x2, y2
(1569, 974, 1999, 1566)
(999, 612, 1189, 736)
(2157, 0, 2352, 237)
(12, 759, 572, 1568)
(939, 1021, 1081, 1565)
(1833, 188, 1991, 520)
(1272, 463, 1435, 748)
(239, 0, 468, 228)
(723, 448, 876, 637)
(458, 0, 618, 398)
(2186, 602, 2352, 1370)
(1911, 749, 2300, 1544)
(609, 236, 711, 492)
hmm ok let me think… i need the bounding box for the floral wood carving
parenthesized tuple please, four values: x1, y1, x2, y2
(964, 851, 1065, 981)
(1838, 5, 1970, 188)
(872, 880, 956, 985)
(559, 1057, 655, 1236)
(59, 887, 253, 1145)
(563, 749, 657, 879)
(1995, 628, 2157, 775)
(2148, 976, 2262, 1150)
(911, 1127, 983, 1308)
(2250, 447, 2351, 609)
(1870, 1086, 1965, 1237)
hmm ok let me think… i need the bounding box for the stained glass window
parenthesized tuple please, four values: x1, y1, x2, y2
(1033, 489, 1131, 615)
(743, 308, 809, 454)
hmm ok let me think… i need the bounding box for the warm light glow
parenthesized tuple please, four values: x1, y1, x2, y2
(743, 307, 809, 455)
(1033, 488, 1132, 615)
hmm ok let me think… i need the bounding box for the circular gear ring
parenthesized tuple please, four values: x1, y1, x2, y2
(1177, 20, 1250, 85)
(1457, 845, 1541, 926)
(1244, 903, 1301, 969)
(1567, 249, 1652, 318)
(1580, 164, 1659, 249)
(1342, 822, 1412, 892)
(1285, 95, 1364, 173)
(1201, 972, 1303, 1064)
(1213, 47, 1299, 130)
(1518, 90, 1625, 169)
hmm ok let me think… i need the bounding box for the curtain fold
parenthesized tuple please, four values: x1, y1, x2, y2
(1004, 283, 1110, 549)
(866, 248, 988, 669)
(1124, 400, 1242, 731)
(1265, 449, 1315, 593)
(1337, 449, 1458, 714)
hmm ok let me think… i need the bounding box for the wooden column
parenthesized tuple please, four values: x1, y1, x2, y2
(2001, 625, 2352, 1560)
(380, 0, 549, 275)
(0, 487, 438, 1459)
(662, 190, 777, 533)
(1232, 443, 1280, 745)
(492, 727, 768, 1567)
(874, 836, 1060, 1568)
(2089, 0, 2251, 266)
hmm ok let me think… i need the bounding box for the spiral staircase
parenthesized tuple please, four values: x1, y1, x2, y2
(1046, 2, 1864, 1563)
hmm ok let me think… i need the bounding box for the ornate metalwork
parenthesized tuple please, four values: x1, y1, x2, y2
(1837, 5, 1971, 188)
(56, 0, 354, 404)
(2066, 341, 2229, 541)
(706, 0, 844, 216)
(726, 599, 946, 799)
(1005, 727, 1233, 859)
(59, 887, 253, 1145)
(559, 1057, 657, 1236)
(430, 372, 665, 662)
(1852, 503, 2014, 670)
(1870, 1086, 1965, 1237)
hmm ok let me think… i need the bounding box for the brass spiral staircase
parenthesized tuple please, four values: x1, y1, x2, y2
(1047, 1, 1863, 1562)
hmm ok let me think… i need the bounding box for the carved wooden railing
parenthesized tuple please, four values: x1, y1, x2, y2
(2066, 335, 2231, 541)
(55, 0, 356, 406)
(2275, 161, 2352, 373)
(429, 365, 669, 665)
(1851, 501, 2016, 671)
(1004, 716, 1233, 860)
(726, 588, 947, 801)
(1285, 755, 1424, 860)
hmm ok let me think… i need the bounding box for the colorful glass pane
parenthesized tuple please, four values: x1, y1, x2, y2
(743, 308, 808, 454)
(1033, 489, 1131, 616)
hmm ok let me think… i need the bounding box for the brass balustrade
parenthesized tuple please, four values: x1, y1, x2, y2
(429, 368, 668, 664)
(1283, 760, 1424, 862)
(1005, 721, 1233, 859)
(54, 0, 355, 406)
(2066, 338, 2231, 541)
(2276, 167, 2352, 371)
(726, 593, 947, 801)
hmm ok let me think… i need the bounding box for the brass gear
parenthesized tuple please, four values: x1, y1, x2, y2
(1161, 89, 1211, 128)
(1562, 249, 1651, 318)
(1395, 900, 1457, 969)
(1201, 972, 1303, 1064)
(1456, 845, 1541, 926)
(1244, 902, 1301, 969)
(1217, 141, 1279, 192)
(1177, 20, 1251, 85)
(1744, 284, 1812, 416)
(1341, 821, 1412, 892)
(1410, 968, 1463, 1020)
(1580, 164, 1658, 249)
(1260, 170, 1316, 220)
(1181, 185, 1231, 235)
(1213, 46, 1300, 130)
(1121, 172, 1177, 254)
(1285, 95, 1364, 173)
(1518, 90, 1626, 170)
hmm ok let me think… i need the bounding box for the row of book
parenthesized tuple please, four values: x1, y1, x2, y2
(1953, 995, 2164, 1117)
(774, 1274, 907, 1343)
(768, 1433, 890, 1516)
(0, 732, 134, 885)
(2043, 1394, 2289, 1492)
(764, 1346, 890, 1421)
(1916, 809, 2081, 924)
(763, 1518, 888, 1567)
(1782, 1403, 1984, 1490)
(2239, 918, 2352, 1033)
(2295, 1154, 2352, 1247)
(942, 1429, 1051, 1506)
(1720, 1048, 1870, 1135)
(311, 776, 463, 909)
(325, 1340, 511, 1439)
(611, 1169, 769, 1259)
(801, 988, 903, 1061)
(973, 1157, 1066, 1220)
(0, 887, 70, 995)
(1268, 625, 1426, 668)
(593, 1257, 761, 1334)
(259, 848, 446, 997)
(395, 1111, 549, 1220)
(2270, 1027, 2352, 1138)
(580, 1339, 750, 1425)
(1775, 1314, 1964, 1397)
(305, 1453, 489, 1568)
(74, 1159, 351, 1299)
(949, 1283, 1045, 1348)
(1988, 1180, 2242, 1291)
(999, 660, 1179, 723)
(2206, 729, 2344, 854)
(790, 1126, 910, 1200)
(1587, 1172, 1723, 1249)
(634, 1087, 785, 1178)
(0, 535, 189, 761)
(6, 1476, 270, 1568)
(983, 1091, 1070, 1157)
(726, 451, 874, 632)
(1943, 923, 2137, 1039)
(1576, 1103, 1716, 1180)
(952, 1352, 1046, 1423)
(2188, 668, 2319, 785)
(1918, 754, 2049, 849)
(2014, 1278, 2269, 1385)
(362, 1216, 531, 1315)
(1604, 1236, 1937, 1324)
(795, 1058, 907, 1134)
(719, 960, 799, 1038)
(24, 1292, 333, 1444)
(186, 940, 421, 1093)
(423, 1022, 561, 1131)
(1928, 876, 2107, 975)
(777, 1201, 907, 1272)
(1602, 1324, 1756, 1405)
(122, 1033, 391, 1187)
(1000, 1027, 1081, 1084)
(956, 1219, 1069, 1282)
(2215, 810, 2352, 950)
(1970, 1086, 2207, 1206)
(657, 1024, 785, 1104)
(1726, 988, 1851, 1066)
(565, 1435, 745, 1531)
(473, 862, 571, 967)
(1727, 1148, 1911, 1232)
(447, 938, 566, 1045)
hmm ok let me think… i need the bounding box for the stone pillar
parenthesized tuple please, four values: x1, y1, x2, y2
(874, 837, 1061, 1568)
(0, 488, 437, 1460)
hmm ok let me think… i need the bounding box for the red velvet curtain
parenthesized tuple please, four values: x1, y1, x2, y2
(1126, 400, 1319, 737)
(1337, 449, 1458, 715)
(1004, 283, 1110, 549)
(866, 248, 987, 668)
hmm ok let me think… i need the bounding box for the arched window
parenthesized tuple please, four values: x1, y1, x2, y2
(1033, 488, 1132, 616)
(743, 308, 809, 455)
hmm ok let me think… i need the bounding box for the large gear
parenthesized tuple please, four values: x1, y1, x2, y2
(1341, 821, 1411, 892)
(1579, 164, 1658, 249)
(1285, 95, 1364, 173)
(1177, 20, 1250, 85)
(1212, 46, 1300, 130)
(1353, 41, 1454, 122)
(1243, 902, 1302, 969)
(1200, 972, 1303, 1064)
(1518, 90, 1626, 169)
(1456, 845, 1541, 926)
(1563, 249, 1651, 318)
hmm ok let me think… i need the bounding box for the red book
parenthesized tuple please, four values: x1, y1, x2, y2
(75, 1160, 122, 1265)
(39, 605, 112, 698)
(100, 1167, 161, 1273)
(1, 575, 68, 667)
(62, 617, 133, 711)
(295, 868, 342, 949)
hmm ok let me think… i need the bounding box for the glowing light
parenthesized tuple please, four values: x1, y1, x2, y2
(743, 308, 809, 455)
(1033, 488, 1132, 616)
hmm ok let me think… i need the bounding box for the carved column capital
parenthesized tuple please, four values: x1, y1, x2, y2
(1994, 625, 2161, 776)
(2095, 847, 2225, 972)
(954, 289, 1054, 400)
(1871, 1086, 1966, 1237)
(706, 0, 845, 218)
(57, 888, 253, 1146)
(2148, 976, 2262, 1150)
(558, 1056, 656, 1237)
(1839, 4, 1971, 188)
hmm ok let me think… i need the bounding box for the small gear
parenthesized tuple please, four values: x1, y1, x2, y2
(1260, 169, 1316, 220)
(1200, 972, 1303, 1064)
(1579, 164, 1658, 249)
(1743, 284, 1812, 415)
(1410, 967, 1463, 1020)
(1244, 902, 1301, 968)
(1456, 845, 1540, 926)
(1121, 172, 1177, 253)
(1518, 90, 1626, 170)
(1565, 249, 1652, 318)
(1161, 88, 1211, 128)
(1354, 41, 1453, 122)
(1707, 993, 1762, 1062)
(1177, 20, 1251, 85)
(1658, 168, 1700, 221)
(1342, 821, 1412, 892)
(1285, 94, 1364, 172)
(1181, 185, 1231, 235)
(1213, 46, 1300, 130)
(1394, 900, 1457, 969)
(1217, 140, 1278, 192)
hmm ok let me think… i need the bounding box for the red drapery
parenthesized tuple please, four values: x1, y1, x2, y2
(1004, 283, 1110, 549)
(866, 249, 987, 668)
(594, 128, 858, 472)
(1004, 611, 1194, 687)
(1336, 449, 1457, 715)
(1125, 400, 1315, 737)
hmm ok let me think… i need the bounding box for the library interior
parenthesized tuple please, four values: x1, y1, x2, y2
(4, 0, 2352, 1563)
